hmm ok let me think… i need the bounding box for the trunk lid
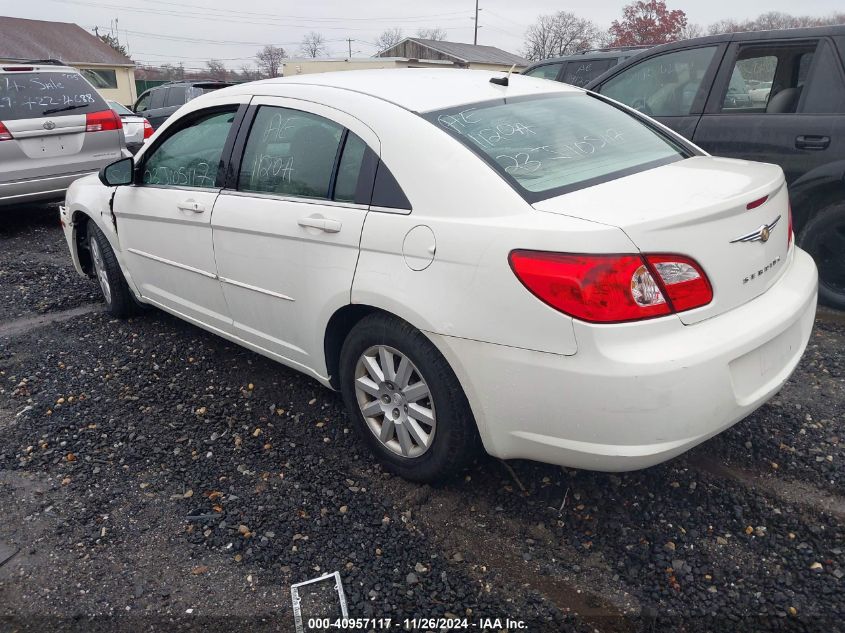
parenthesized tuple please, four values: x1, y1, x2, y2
(533, 156, 790, 324)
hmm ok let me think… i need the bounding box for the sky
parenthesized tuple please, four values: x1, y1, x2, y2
(1, 0, 843, 70)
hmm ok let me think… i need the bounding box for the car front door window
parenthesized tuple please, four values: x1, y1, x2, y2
(142, 109, 235, 188)
(601, 46, 718, 117)
(134, 92, 151, 113)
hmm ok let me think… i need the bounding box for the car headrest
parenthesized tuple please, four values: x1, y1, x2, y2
(766, 86, 802, 114)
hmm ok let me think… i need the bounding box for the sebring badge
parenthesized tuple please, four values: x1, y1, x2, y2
(43, 120, 56, 130)
(730, 215, 781, 244)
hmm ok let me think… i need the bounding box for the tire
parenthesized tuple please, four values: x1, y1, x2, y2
(87, 220, 138, 318)
(798, 201, 845, 310)
(339, 312, 479, 483)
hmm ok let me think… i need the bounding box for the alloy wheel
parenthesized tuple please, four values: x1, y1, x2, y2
(353, 345, 436, 458)
(89, 235, 112, 305)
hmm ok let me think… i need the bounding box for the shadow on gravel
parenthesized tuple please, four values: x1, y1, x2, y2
(0, 203, 60, 235)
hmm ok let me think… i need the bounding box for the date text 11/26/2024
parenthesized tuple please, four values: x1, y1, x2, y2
(307, 617, 528, 630)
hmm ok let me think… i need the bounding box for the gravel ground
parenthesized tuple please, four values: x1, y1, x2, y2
(1, 206, 843, 632)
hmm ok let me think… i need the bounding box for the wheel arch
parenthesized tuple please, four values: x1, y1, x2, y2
(789, 162, 845, 233)
(322, 302, 492, 454)
(70, 209, 96, 276)
(323, 304, 388, 389)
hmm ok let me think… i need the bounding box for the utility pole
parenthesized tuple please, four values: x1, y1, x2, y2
(473, 0, 479, 45)
(347, 38, 353, 58)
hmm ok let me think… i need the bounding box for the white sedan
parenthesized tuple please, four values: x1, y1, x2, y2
(107, 100, 153, 154)
(60, 69, 818, 482)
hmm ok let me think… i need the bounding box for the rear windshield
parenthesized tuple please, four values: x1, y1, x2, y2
(425, 93, 690, 202)
(561, 59, 615, 87)
(108, 100, 133, 116)
(0, 71, 107, 121)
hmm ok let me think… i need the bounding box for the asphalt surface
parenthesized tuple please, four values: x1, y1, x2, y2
(1, 205, 843, 633)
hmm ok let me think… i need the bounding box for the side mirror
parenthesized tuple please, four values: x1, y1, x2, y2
(99, 157, 134, 187)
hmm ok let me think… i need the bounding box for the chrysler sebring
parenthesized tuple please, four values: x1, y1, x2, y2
(60, 69, 817, 482)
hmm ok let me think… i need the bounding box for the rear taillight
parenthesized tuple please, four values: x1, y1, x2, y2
(0, 121, 12, 141)
(645, 255, 712, 313)
(509, 251, 713, 324)
(788, 201, 794, 247)
(85, 110, 122, 132)
(142, 118, 154, 138)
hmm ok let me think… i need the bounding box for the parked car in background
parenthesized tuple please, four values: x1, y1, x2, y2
(107, 100, 152, 154)
(61, 69, 816, 482)
(522, 47, 650, 87)
(0, 60, 126, 208)
(584, 26, 845, 308)
(133, 80, 235, 130)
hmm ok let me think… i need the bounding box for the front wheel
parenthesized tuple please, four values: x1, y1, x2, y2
(339, 313, 479, 483)
(87, 220, 138, 318)
(799, 201, 845, 310)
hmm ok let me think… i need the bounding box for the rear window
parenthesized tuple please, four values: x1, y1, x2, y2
(561, 59, 615, 87)
(425, 93, 689, 202)
(0, 71, 107, 121)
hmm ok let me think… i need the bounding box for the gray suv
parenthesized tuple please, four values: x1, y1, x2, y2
(0, 60, 126, 208)
(133, 80, 234, 130)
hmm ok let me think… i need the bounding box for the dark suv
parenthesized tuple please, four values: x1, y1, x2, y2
(523, 47, 650, 87)
(133, 80, 234, 130)
(583, 26, 845, 308)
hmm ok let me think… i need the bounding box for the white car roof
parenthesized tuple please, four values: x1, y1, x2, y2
(220, 68, 581, 113)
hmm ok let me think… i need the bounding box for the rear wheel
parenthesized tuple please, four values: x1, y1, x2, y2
(799, 201, 845, 310)
(87, 220, 138, 318)
(339, 313, 479, 483)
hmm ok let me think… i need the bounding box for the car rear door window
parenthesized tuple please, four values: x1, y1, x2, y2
(141, 108, 236, 188)
(148, 87, 166, 110)
(238, 105, 344, 199)
(601, 46, 718, 116)
(562, 59, 614, 87)
(718, 43, 818, 114)
(333, 132, 367, 203)
(525, 63, 564, 80)
(0, 71, 106, 120)
(165, 85, 187, 108)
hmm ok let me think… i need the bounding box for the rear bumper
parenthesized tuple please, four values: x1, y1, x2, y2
(0, 170, 99, 207)
(427, 247, 818, 471)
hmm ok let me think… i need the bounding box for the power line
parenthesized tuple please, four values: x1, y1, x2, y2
(50, 0, 474, 31)
(97, 26, 345, 47)
(126, 0, 475, 23)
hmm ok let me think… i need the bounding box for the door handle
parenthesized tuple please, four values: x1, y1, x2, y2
(177, 199, 206, 213)
(298, 215, 342, 233)
(795, 135, 830, 150)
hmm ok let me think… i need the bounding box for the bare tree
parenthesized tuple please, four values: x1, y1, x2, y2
(678, 22, 704, 40)
(255, 44, 286, 77)
(522, 11, 599, 61)
(300, 32, 327, 58)
(375, 27, 404, 52)
(205, 59, 227, 81)
(159, 62, 184, 81)
(239, 64, 262, 81)
(709, 11, 845, 35)
(416, 27, 447, 41)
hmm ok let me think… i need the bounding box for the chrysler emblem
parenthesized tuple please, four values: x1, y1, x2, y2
(43, 120, 56, 130)
(731, 216, 780, 244)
